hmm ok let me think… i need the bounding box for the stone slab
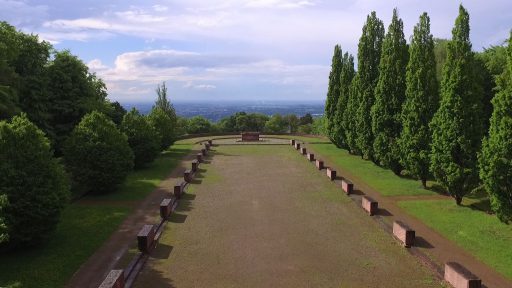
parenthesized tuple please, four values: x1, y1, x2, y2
(393, 221, 415, 247)
(445, 262, 482, 288)
(137, 224, 155, 253)
(316, 159, 324, 170)
(184, 169, 192, 183)
(196, 153, 203, 163)
(362, 196, 378, 216)
(327, 168, 336, 181)
(201, 148, 207, 156)
(191, 160, 198, 172)
(307, 153, 315, 161)
(207, 139, 213, 145)
(174, 181, 186, 199)
(341, 178, 353, 195)
(98, 269, 125, 288)
(290, 139, 296, 146)
(295, 143, 301, 150)
(160, 198, 173, 219)
(300, 147, 307, 155)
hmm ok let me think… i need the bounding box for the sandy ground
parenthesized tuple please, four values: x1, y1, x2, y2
(134, 145, 440, 288)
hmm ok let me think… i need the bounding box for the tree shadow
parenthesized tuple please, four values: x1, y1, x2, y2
(426, 183, 448, 195)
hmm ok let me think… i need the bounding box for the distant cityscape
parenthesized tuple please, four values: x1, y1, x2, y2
(126, 101, 325, 122)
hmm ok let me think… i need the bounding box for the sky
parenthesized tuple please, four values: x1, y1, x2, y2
(1, 0, 511, 104)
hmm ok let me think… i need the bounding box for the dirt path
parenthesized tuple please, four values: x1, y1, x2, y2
(65, 148, 200, 288)
(303, 142, 512, 288)
(134, 145, 440, 287)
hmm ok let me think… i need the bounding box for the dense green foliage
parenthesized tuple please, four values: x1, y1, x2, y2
(106, 101, 127, 126)
(153, 82, 177, 142)
(186, 116, 212, 134)
(343, 75, 361, 154)
(430, 5, 483, 205)
(399, 13, 439, 187)
(63, 112, 133, 195)
(147, 107, 175, 150)
(325, 45, 343, 145)
(355, 12, 385, 160)
(264, 114, 288, 133)
(0, 195, 7, 244)
(333, 53, 355, 148)
(0, 114, 69, 248)
(217, 112, 269, 132)
(479, 31, 512, 222)
(121, 109, 161, 168)
(371, 9, 409, 173)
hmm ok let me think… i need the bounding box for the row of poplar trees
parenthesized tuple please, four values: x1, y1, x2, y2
(325, 5, 512, 223)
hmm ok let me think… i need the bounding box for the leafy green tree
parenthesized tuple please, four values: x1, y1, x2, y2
(333, 53, 356, 149)
(121, 108, 161, 168)
(343, 75, 360, 154)
(63, 111, 133, 195)
(0, 195, 7, 244)
(106, 101, 127, 126)
(299, 113, 313, 125)
(186, 116, 212, 134)
(0, 114, 69, 248)
(371, 9, 409, 173)
(298, 124, 312, 134)
(264, 114, 287, 134)
(147, 107, 174, 150)
(356, 11, 385, 160)
(175, 116, 188, 137)
(479, 31, 512, 222)
(325, 45, 343, 145)
(284, 114, 300, 133)
(0, 86, 19, 120)
(430, 5, 483, 205)
(153, 82, 177, 141)
(311, 116, 327, 136)
(399, 13, 439, 187)
(434, 38, 449, 83)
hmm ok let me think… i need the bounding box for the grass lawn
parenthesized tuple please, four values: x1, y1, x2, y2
(0, 142, 193, 288)
(399, 199, 512, 280)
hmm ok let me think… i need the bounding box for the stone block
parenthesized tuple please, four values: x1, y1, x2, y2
(137, 224, 155, 253)
(327, 167, 336, 181)
(160, 198, 173, 219)
(98, 269, 125, 288)
(174, 181, 186, 199)
(184, 169, 192, 183)
(205, 143, 210, 150)
(300, 147, 307, 155)
(392, 221, 415, 247)
(307, 153, 315, 161)
(295, 143, 301, 150)
(191, 160, 199, 172)
(341, 178, 353, 195)
(208, 139, 213, 145)
(362, 196, 378, 216)
(196, 153, 203, 163)
(201, 148, 207, 156)
(290, 139, 296, 146)
(444, 262, 481, 288)
(316, 159, 324, 170)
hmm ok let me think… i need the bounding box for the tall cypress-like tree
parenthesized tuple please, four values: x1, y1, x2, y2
(371, 9, 409, 173)
(479, 31, 512, 223)
(325, 45, 343, 146)
(343, 75, 360, 154)
(399, 13, 438, 187)
(430, 5, 483, 205)
(333, 52, 356, 148)
(356, 12, 385, 160)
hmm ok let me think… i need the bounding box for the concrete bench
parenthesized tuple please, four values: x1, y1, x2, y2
(445, 262, 481, 288)
(174, 181, 186, 199)
(295, 143, 301, 150)
(362, 196, 378, 216)
(137, 224, 155, 253)
(341, 178, 353, 195)
(290, 139, 295, 146)
(184, 169, 192, 183)
(201, 148, 207, 156)
(98, 269, 125, 288)
(300, 147, 307, 155)
(196, 153, 203, 162)
(327, 167, 336, 181)
(307, 153, 315, 161)
(208, 139, 213, 145)
(191, 160, 199, 172)
(316, 159, 324, 170)
(393, 221, 415, 247)
(160, 198, 173, 219)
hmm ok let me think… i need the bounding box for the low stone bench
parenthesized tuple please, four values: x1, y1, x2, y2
(300, 147, 307, 155)
(191, 160, 199, 172)
(184, 169, 192, 183)
(160, 198, 173, 219)
(341, 178, 353, 195)
(316, 159, 324, 170)
(98, 269, 125, 288)
(174, 181, 186, 199)
(290, 139, 295, 146)
(205, 143, 210, 150)
(295, 143, 301, 150)
(444, 262, 482, 288)
(201, 148, 207, 156)
(327, 167, 336, 181)
(392, 221, 415, 247)
(137, 224, 155, 253)
(362, 196, 378, 216)
(196, 153, 203, 162)
(307, 153, 315, 161)
(207, 139, 213, 145)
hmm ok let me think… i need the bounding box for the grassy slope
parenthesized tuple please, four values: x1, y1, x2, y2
(399, 200, 512, 279)
(0, 142, 193, 288)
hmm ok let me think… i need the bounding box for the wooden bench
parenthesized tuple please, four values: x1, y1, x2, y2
(392, 221, 415, 247)
(201, 148, 207, 156)
(174, 181, 186, 199)
(196, 153, 203, 162)
(300, 147, 307, 155)
(184, 169, 192, 183)
(316, 159, 324, 170)
(362, 196, 378, 216)
(290, 139, 296, 146)
(191, 160, 199, 172)
(307, 153, 315, 161)
(295, 143, 301, 150)
(160, 198, 173, 219)
(98, 269, 125, 288)
(444, 262, 482, 288)
(137, 224, 155, 253)
(341, 178, 353, 195)
(326, 167, 336, 181)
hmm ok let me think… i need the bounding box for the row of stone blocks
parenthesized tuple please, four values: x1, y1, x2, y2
(99, 141, 214, 288)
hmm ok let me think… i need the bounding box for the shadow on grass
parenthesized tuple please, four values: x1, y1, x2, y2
(169, 213, 187, 224)
(377, 208, 393, 217)
(414, 236, 434, 249)
(426, 183, 448, 196)
(151, 244, 173, 260)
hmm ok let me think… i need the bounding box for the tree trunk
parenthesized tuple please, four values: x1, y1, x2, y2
(421, 178, 427, 188)
(455, 195, 462, 205)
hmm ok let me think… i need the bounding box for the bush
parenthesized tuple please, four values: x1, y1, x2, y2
(147, 107, 175, 150)
(121, 108, 161, 168)
(264, 114, 287, 133)
(0, 114, 69, 248)
(63, 111, 133, 195)
(186, 116, 212, 134)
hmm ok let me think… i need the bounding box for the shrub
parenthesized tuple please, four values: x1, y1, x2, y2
(147, 107, 175, 150)
(121, 108, 161, 168)
(0, 114, 69, 248)
(186, 116, 212, 134)
(63, 111, 133, 195)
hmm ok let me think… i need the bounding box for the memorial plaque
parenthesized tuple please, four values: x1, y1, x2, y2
(137, 224, 155, 253)
(205, 143, 210, 150)
(444, 262, 482, 288)
(98, 270, 125, 288)
(341, 178, 353, 194)
(316, 159, 324, 170)
(392, 221, 415, 247)
(327, 168, 336, 181)
(241, 132, 260, 141)
(307, 153, 315, 161)
(160, 198, 173, 219)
